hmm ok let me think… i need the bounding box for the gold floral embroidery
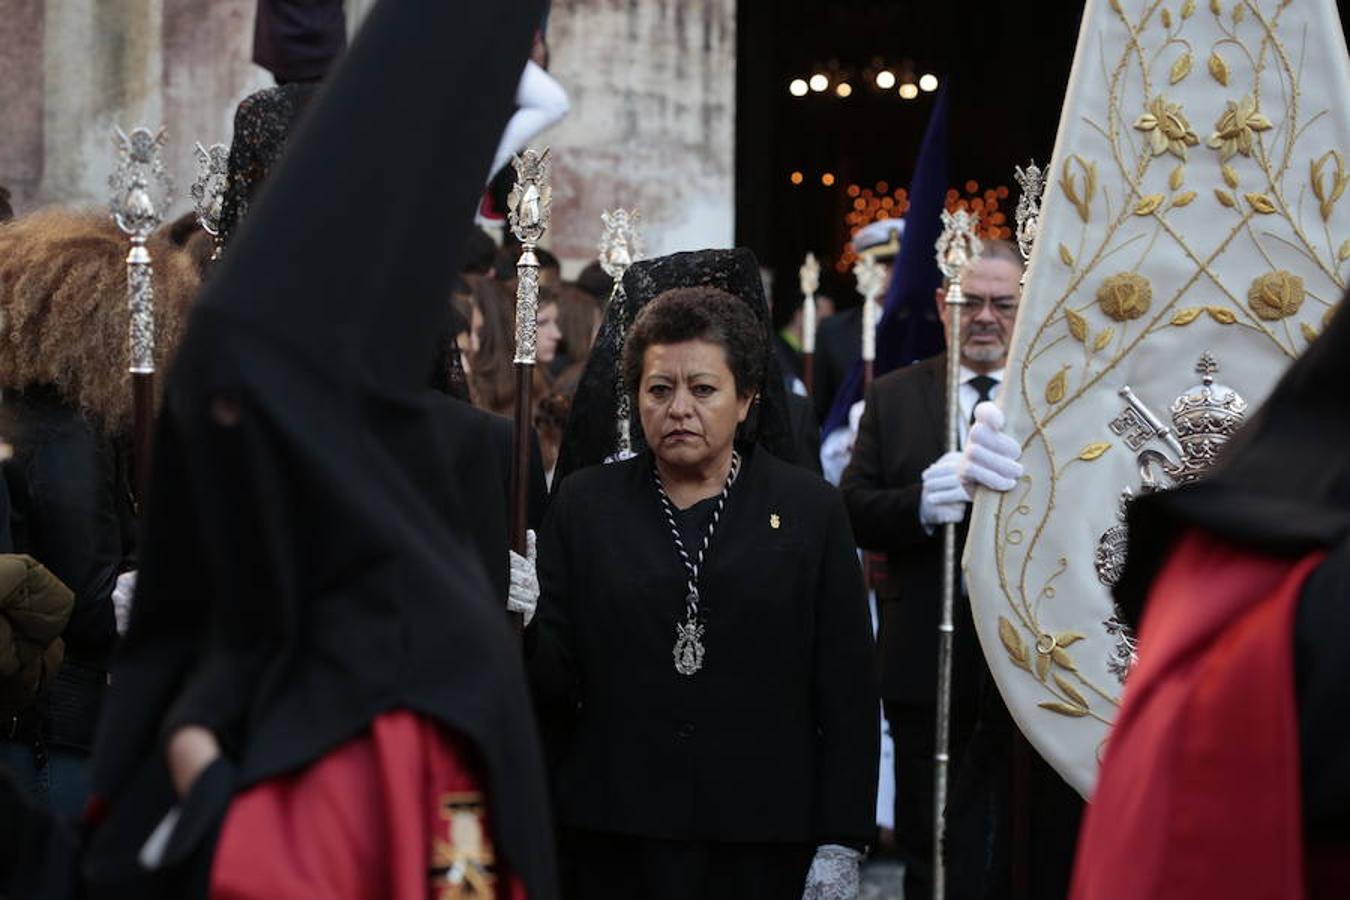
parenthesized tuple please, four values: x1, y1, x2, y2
(1206, 95, 1274, 161)
(1096, 272, 1153, 320)
(1247, 270, 1305, 321)
(1134, 95, 1200, 159)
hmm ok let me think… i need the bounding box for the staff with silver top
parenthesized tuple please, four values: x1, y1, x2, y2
(190, 141, 229, 261)
(598, 207, 643, 457)
(931, 208, 982, 900)
(853, 254, 886, 388)
(507, 147, 551, 571)
(799, 252, 820, 395)
(109, 125, 171, 504)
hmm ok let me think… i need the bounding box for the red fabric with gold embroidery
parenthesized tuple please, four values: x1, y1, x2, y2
(210, 710, 527, 900)
(1070, 531, 1324, 900)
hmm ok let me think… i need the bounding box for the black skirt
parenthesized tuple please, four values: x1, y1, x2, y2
(561, 829, 815, 900)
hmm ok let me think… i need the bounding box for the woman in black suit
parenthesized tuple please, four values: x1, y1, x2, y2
(529, 256, 879, 900)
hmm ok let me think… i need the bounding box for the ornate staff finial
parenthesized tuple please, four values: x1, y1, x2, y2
(853, 254, 887, 365)
(599, 208, 643, 281)
(935, 208, 983, 283)
(1013, 160, 1045, 264)
(191, 141, 229, 260)
(109, 126, 172, 375)
(599, 207, 644, 458)
(799, 252, 821, 354)
(507, 148, 552, 365)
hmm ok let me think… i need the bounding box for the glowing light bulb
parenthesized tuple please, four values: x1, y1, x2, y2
(898, 82, 919, 100)
(919, 73, 939, 92)
(790, 171, 804, 185)
(875, 70, 896, 90)
(809, 73, 829, 92)
(789, 78, 809, 97)
(835, 82, 853, 98)
(821, 172, 836, 187)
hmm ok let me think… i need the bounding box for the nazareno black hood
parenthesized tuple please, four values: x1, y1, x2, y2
(87, 0, 558, 895)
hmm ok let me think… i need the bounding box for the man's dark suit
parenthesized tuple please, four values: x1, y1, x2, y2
(841, 353, 1083, 900)
(812, 306, 863, 424)
(840, 354, 983, 900)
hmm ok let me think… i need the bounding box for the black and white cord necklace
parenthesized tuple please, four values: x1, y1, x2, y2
(652, 450, 742, 676)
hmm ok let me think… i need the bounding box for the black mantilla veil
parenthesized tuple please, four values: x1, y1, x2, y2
(1114, 292, 1350, 625)
(85, 0, 556, 895)
(554, 248, 795, 484)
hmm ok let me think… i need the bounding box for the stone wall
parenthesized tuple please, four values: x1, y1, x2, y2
(546, 0, 736, 269)
(0, 0, 736, 265)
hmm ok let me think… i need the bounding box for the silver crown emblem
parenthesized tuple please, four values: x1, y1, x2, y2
(1162, 353, 1248, 485)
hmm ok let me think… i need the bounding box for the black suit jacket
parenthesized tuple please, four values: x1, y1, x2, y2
(840, 354, 982, 713)
(812, 306, 862, 424)
(528, 447, 878, 846)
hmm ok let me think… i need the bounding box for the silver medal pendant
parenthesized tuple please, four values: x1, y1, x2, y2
(673, 609, 705, 676)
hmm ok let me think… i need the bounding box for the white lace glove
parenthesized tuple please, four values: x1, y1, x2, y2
(920, 450, 970, 527)
(958, 401, 1023, 492)
(802, 844, 862, 900)
(507, 530, 538, 626)
(112, 569, 137, 636)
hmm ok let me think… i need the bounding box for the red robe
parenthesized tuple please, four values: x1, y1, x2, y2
(210, 710, 527, 900)
(1070, 531, 1331, 900)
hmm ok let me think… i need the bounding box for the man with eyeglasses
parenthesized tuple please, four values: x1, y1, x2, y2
(843, 238, 1082, 899)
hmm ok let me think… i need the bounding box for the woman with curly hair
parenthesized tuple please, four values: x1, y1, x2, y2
(0, 207, 199, 818)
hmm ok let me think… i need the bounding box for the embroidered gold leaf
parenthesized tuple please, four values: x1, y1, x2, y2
(1221, 163, 1240, 188)
(1035, 650, 1052, 682)
(1340, 239, 1350, 263)
(1052, 648, 1078, 671)
(1093, 327, 1115, 351)
(1245, 192, 1277, 214)
(1169, 165, 1185, 191)
(1039, 701, 1089, 718)
(1135, 194, 1165, 215)
(1060, 156, 1096, 222)
(1207, 306, 1237, 324)
(1301, 322, 1319, 343)
(1056, 632, 1087, 648)
(1172, 307, 1203, 325)
(1161, 7, 1174, 29)
(1231, 2, 1245, 23)
(1172, 191, 1197, 208)
(1059, 243, 1076, 268)
(1055, 676, 1089, 709)
(1311, 151, 1348, 222)
(1045, 369, 1068, 405)
(1169, 51, 1191, 83)
(1078, 442, 1111, 461)
(1215, 188, 1237, 207)
(1209, 0, 1221, 14)
(1181, 0, 1195, 18)
(998, 616, 1030, 671)
(1065, 308, 1088, 341)
(1109, 0, 1122, 12)
(1208, 51, 1230, 86)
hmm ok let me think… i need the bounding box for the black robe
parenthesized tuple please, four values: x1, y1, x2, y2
(83, 0, 557, 897)
(527, 447, 878, 853)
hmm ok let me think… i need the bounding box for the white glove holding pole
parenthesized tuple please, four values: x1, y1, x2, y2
(801, 844, 862, 899)
(507, 529, 539, 626)
(112, 569, 137, 636)
(958, 401, 1023, 493)
(920, 450, 970, 527)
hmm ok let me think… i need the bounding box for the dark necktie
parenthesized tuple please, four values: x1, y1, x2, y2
(968, 374, 998, 423)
